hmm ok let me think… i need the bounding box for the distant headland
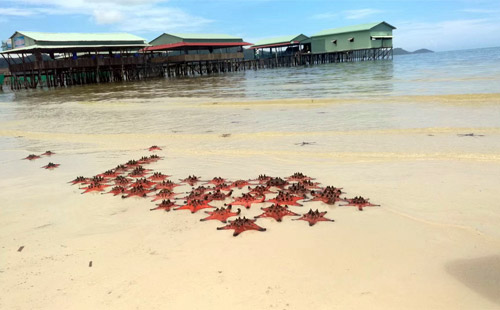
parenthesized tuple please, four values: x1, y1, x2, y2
(393, 48, 433, 55)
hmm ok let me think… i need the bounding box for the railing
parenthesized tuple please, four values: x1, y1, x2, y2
(9, 57, 145, 73)
(150, 52, 244, 64)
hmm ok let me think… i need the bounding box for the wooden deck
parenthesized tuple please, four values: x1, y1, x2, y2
(150, 52, 244, 64)
(4, 47, 392, 89)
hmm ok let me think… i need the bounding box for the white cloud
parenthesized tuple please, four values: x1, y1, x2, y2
(394, 18, 500, 51)
(93, 10, 125, 25)
(0, 8, 36, 16)
(344, 9, 383, 20)
(3, 0, 212, 33)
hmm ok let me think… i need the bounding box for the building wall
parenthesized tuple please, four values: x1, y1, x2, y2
(150, 34, 183, 46)
(311, 24, 393, 53)
(150, 34, 243, 46)
(11, 33, 35, 49)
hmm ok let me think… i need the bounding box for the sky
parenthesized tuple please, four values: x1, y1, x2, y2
(0, 0, 500, 51)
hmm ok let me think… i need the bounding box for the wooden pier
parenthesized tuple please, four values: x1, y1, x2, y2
(151, 47, 393, 78)
(2, 47, 392, 89)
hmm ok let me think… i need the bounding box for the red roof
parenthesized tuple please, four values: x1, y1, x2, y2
(250, 41, 301, 49)
(143, 42, 252, 52)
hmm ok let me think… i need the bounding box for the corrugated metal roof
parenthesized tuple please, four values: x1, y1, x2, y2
(168, 33, 242, 40)
(312, 22, 396, 37)
(251, 34, 309, 48)
(0, 44, 148, 54)
(15, 31, 147, 43)
(143, 41, 252, 52)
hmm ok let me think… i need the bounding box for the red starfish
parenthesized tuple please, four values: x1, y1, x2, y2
(205, 189, 233, 201)
(309, 186, 344, 205)
(285, 183, 311, 197)
(255, 204, 299, 222)
(154, 180, 180, 190)
(230, 180, 251, 189)
(150, 199, 177, 211)
(69, 176, 88, 185)
(23, 154, 41, 160)
(41, 150, 55, 156)
(214, 183, 233, 191)
(138, 156, 153, 164)
(85, 176, 106, 185)
(266, 191, 304, 206)
(217, 217, 267, 237)
(340, 196, 380, 211)
(255, 174, 272, 184)
(113, 176, 132, 186)
(104, 186, 126, 196)
(308, 194, 342, 205)
(130, 178, 156, 189)
(180, 175, 201, 186)
(266, 177, 289, 189)
(42, 162, 60, 169)
(125, 160, 141, 169)
(128, 167, 149, 178)
(207, 177, 227, 186)
(149, 145, 162, 151)
(97, 170, 121, 178)
(175, 199, 214, 213)
(148, 172, 169, 181)
(114, 164, 128, 173)
(230, 193, 265, 209)
(286, 172, 315, 182)
(81, 183, 110, 194)
(148, 154, 162, 162)
(122, 186, 150, 198)
(248, 185, 275, 196)
(298, 179, 322, 189)
(293, 209, 335, 226)
(200, 206, 241, 222)
(151, 189, 178, 202)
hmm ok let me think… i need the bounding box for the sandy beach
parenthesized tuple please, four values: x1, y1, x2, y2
(1, 90, 500, 309)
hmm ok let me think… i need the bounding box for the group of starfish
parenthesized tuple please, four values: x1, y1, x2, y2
(23, 151, 60, 169)
(66, 145, 380, 237)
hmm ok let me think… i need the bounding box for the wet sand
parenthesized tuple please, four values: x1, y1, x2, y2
(1, 104, 500, 309)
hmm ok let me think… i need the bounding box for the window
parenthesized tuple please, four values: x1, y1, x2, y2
(348, 37, 354, 42)
(331, 39, 337, 45)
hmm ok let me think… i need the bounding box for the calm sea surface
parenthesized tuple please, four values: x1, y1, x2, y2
(1, 47, 499, 138)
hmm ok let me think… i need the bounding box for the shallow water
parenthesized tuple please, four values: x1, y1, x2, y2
(1, 47, 500, 138)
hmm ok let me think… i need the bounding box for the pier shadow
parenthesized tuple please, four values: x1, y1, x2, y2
(445, 255, 500, 305)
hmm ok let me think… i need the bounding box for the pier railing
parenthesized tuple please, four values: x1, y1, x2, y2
(151, 52, 244, 64)
(9, 57, 145, 72)
(5, 47, 392, 90)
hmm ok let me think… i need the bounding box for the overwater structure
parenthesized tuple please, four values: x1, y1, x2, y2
(0, 31, 151, 89)
(1, 21, 395, 90)
(144, 33, 252, 77)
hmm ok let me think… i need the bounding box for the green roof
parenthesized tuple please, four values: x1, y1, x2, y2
(167, 33, 242, 40)
(312, 22, 396, 37)
(252, 34, 309, 47)
(0, 44, 148, 54)
(14, 31, 147, 43)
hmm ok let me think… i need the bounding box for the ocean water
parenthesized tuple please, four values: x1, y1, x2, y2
(0, 47, 499, 156)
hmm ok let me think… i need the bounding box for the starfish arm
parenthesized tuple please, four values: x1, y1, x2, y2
(175, 205, 194, 212)
(317, 217, 335, 222)
(192, 204, 215, 213)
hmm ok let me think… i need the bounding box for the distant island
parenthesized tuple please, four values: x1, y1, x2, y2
(393, 48, 434, 55)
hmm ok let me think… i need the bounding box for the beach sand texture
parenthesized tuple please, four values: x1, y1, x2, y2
(2, 50, 500, 309)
